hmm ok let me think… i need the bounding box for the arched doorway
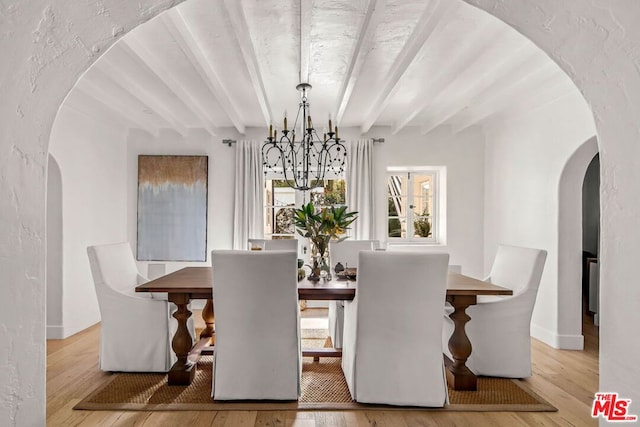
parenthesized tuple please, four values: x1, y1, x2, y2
(582, 153, 600, 328)
(557, 136, 598, 349)
(3, 1, 640, 423)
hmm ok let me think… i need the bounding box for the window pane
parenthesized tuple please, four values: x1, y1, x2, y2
(310, 179, 346, 206)
(413, 215, 432, 238)
(412, 174, 433, 216)
(388, 217, 406, 238)
(386, 170, 440, 241)
(387, 175, 406, 218)
(273, 207, 295, 235)
(264, 180, 295, 237)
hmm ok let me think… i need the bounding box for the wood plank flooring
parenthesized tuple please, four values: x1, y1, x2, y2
(47, 309, 599, 426)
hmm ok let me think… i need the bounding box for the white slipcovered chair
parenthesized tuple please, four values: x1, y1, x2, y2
(211, 250, 301, 400)
(342, 251, 450, 406)
(443, 244, 547, 378)
(248, 238, 298, 252)
(327, 239, 378, 348)
(87, 242, 177, 372)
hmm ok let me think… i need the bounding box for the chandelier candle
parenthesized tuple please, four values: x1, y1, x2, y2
(262, 83, 347, 191)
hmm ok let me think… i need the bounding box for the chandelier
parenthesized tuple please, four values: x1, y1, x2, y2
(262, 83, 347, 191)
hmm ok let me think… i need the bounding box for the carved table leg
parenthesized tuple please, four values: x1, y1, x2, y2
(168, 293, 196, 385)
(200, 298, 215, 345)
(445, 295, 477, 390)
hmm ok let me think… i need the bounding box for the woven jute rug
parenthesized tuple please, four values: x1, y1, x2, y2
(74, 332, 556, 412)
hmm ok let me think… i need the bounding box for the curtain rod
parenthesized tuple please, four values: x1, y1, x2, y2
(222, 138, 384, 146)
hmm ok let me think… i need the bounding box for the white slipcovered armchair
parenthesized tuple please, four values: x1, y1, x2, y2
(443, 244, 547, 378)
(327, 239, 377, 348)
(87, 242, 177, 372)
(211, 250, 301, 400)
(342, 251, 450, 406)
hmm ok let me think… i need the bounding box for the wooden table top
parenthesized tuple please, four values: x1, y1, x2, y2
(136, 267, 512, 300)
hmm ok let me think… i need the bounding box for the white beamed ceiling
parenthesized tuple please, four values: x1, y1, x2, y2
(65, 0, 579, 136)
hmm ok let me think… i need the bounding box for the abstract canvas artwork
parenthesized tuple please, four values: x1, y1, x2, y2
(137, 155, 208, 261)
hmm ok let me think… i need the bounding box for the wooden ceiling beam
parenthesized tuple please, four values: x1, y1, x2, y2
(391, 22, 508, 135)
(78, 68, 168, 134)
(64, 88, 146, 133)
(99, 44, 189, 136)
(123, 34, 219, 136)
(416, 42, 533, 135)
(222, 0, 272, 126)
(360, 0, 457, 134)
(451, 62, 561, 132)
(299, 0, 313, 84)
(164, 9, 246, 134)
(334, 0, 385, 125)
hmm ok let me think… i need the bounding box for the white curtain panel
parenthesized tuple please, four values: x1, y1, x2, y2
(346, 139, 375, 239)
(233, 140, 264, 249)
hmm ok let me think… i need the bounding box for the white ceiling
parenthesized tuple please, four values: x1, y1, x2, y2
(63, 0, 579, 137)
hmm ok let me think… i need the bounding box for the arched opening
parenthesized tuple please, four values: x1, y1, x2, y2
(7, 1, 640, 423)
(48, 0, 599, 349)
(557, 136, 598, 349)
(582, 153, 600, 330)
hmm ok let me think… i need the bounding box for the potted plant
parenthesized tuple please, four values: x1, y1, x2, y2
(293, 202, 358, 280)
(414, 209, 432, 238)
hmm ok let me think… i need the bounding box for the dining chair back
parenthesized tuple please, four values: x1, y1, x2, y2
(328, 239, 378, 270)
(342, 251, 450, 406)
(443, 244, 547, 378)
(248, 238, 298, 252)
(211, 250, 300, 400)
(87, 242, 175, 372)
(326, 239, 378, 348)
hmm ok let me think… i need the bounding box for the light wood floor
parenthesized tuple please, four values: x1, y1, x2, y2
(47, 309, 599, 426)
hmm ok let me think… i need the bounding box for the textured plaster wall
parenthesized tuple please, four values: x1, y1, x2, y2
(0, 1, 183, 425)
(1, 0, 640, 425)
(483, 93, 596, 350)
(48, 106, 129, 338)
(465, 0, 640, 421)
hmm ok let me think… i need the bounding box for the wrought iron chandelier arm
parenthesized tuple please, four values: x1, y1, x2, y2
(261, 83, 347, 191)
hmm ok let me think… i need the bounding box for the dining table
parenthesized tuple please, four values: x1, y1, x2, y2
(136, 267, 512, 390)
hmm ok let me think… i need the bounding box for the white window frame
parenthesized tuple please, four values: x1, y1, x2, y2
(263, 171, 348, 251)
(386, 166, 447, 245)
(263, 178, 298, 239)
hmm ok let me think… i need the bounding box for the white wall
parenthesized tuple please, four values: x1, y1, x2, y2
(49, 106, 129, 338)
(46, 155, 64, 338)
(126, 128, 236, 275)
(366, 125, 486, 278)
(483, 93, 596, 349)
(125, 125, 484, 279)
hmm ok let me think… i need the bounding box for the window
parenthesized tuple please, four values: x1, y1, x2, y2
(263, 179, 296, 239)
(387, 167, 445, 244)
(263, 178, 347, 240)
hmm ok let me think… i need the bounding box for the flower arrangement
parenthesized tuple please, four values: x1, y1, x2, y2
(293, 202, 358, 279)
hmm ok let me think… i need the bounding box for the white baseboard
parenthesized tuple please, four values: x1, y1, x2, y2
(46, 325, 65, 340)
(531, 323, 584, 350)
